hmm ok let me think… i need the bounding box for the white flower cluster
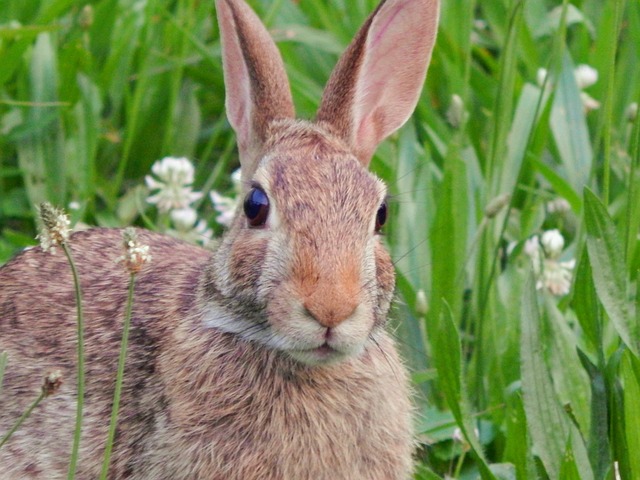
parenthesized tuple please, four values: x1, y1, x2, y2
(145, 157, 212, 245)
(524, 229, 575, 296)
(209, 168, 242, 228)
(536, 64, 600, 112)
(146, 157, 203, 213)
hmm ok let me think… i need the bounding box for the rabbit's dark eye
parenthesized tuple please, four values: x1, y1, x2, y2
(375, 200, 387, 232)
(244, 187, 269, 227)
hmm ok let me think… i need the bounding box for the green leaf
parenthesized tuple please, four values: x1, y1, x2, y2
(550, 53, 593, 193)
(428, 151, 467, 325)
(503, 83, 550, 196)
(532, 158, 581, 213)
(559, 437, 583, 480)
(583, 187, 638, 356)
(622, 351, 640, 478)
(488, 463, 517, 480)
(503, 394, 537, 480)
(432, 305, 497, 480)
(577, 349, 611, 480)
(543, 296, 590, 436)
(607, 347, 632, 479)
(572, 248, 602, 352)
(521, 272, 568, 477)
(414, 464, 444, 480)
(520, 271, 593, 480)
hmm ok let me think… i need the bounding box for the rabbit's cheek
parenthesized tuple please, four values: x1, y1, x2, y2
(373, 241, 395, 325)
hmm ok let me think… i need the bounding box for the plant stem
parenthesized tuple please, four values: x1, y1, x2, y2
(0, 391, 45, 450)
(62, 243, 85, 480)
(0, 351, 7, 396)
(99, 273, 136, 479)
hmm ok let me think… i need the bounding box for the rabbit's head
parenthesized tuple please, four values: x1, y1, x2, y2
(202, 0, 439, 365)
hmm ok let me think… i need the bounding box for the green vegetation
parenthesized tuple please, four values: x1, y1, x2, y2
(1, 0, 639, 478)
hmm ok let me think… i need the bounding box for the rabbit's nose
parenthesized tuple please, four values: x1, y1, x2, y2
(303, 286, 359, 328)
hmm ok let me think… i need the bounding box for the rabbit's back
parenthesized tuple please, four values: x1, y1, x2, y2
(0, 229, 413, 479)
(0, 228, 210, 478)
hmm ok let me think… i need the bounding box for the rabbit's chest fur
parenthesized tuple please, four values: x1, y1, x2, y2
(0, 229, 412, 479)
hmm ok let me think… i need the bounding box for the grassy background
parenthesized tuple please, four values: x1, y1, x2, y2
(1, 0, 639, 478)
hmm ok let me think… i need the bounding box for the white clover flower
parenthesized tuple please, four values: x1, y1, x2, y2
(541, 229, 564, 259)
(523, 230, 574, 296)
(231, 168, 242, 193)
(168, 221, 213, 246)
(575, 64, 599, 112)
(37, 202, 71, 253)
(170, 207, 198, 231)
(210, 191, 238, 228)
(580, 92, 600, 112)
(168, 207, 213, 246)
(574, 64, 598, 89)
(546, 198, 571, 214)
(536, 64, 600, 111)
(145, 156, 203, 213)
(542, 258, 575, 296)
(446, 94, 468, 129)
(523, 235, 540, 258)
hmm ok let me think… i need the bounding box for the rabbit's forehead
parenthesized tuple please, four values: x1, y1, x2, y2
(256, 153, 385, 225)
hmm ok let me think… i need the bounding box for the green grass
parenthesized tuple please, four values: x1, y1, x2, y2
(1, 0, 639, 478)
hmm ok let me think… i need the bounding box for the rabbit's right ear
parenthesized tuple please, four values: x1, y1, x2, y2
(216, 0, 295, 182)
(316, 0, 439, 167)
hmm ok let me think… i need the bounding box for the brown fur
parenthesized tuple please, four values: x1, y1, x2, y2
(0, 228, 411, 479)
(0, 0, 439, 477)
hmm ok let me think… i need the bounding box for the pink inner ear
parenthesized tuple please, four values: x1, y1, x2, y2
(350, 0, 439, 165)
(216, 0, 295, 177)
(369, 4, 403, 47)
(224, 55, 251, 150)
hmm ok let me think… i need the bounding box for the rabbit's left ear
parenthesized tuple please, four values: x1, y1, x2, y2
(316, 0, 439, 166)
(216, 0, 295, 181)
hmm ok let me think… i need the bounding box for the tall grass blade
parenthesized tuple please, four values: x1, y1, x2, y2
(595, 0, 626, 205)
(487, 0, 523, 197)
(0, 391, 46, 450)
(625, 106, 640, 265)
(17, 33, 66, 209)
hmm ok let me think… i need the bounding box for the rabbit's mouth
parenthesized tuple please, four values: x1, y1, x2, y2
(287, 342, 352, 365)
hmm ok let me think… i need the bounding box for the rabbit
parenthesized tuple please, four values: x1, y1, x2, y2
(0, 0, 439, 478)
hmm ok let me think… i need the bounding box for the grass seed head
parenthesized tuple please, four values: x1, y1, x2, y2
(37, 202, 71, 253)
